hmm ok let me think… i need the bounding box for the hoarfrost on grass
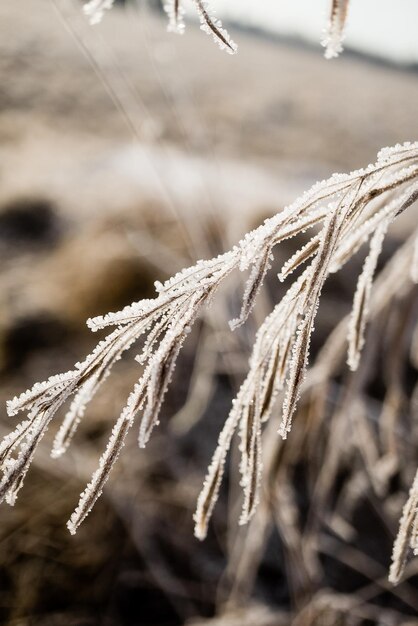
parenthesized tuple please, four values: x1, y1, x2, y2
(1, 144, 417, 589)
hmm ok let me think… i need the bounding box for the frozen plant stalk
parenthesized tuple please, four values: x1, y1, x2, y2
(322, 0, 351, 59)
(0, 144, 417, 590)
(163, 0, 237, 54)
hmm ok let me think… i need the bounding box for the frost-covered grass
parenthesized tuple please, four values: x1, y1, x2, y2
(83, 0, 351, 59)
(1, 141, 418, 585)
(0, 2, 417, 607)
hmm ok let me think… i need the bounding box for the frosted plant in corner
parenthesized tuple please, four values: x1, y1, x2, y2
(1, 143, 418, 587)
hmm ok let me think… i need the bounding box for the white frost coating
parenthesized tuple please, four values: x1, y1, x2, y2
(279, 208, 341, 438)
(278, 234, 321, 282)
(389, 467, 418, 585)
(82, 0, 236, 54)
(51, 378, 97, 459)
(330, 189, 412, 274)
(166, 0, 238, 53)
(238, 394, 263, 525)
(67, 413, 132, 534)
(6, 371, 76, 417)
(164, 0, 186, 34)
(192, 0, 237, 55)
(377, 142, 417, 164)
(1, 142, 417, 545)
(230, 248, 271, 330)
(347, 218, 390, 371)
(239, 425, 262, 525)
(52, 320, 145, 458)
(411, 233, 418, 284)
(0, 418, 37, 467)
(0, 411, 51, 505)
(321, 0, 350, 59)
(194, 408, 241, 540)
(83, 0, 114, 25)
